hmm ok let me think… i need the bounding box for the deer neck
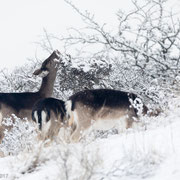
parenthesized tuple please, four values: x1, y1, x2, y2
(39, 70, 57, 98)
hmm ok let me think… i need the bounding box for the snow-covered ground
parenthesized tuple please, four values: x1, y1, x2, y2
(0, 96, 180, 180)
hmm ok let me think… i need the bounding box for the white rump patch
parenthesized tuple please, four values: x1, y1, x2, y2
(65, 100, 79, 128)
(33, 111, 38, 124)
(41, 111, 51, 135)
(41, 111, 47, 126)
(65, 100, 72, 118)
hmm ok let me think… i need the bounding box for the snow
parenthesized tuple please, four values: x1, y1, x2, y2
(0, 97, 180, 179)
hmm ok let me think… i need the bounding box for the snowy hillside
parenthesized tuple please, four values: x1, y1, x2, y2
(0, 95, 180, 180)
(0, 0, 179, 179)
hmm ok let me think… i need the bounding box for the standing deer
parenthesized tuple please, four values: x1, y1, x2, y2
(0, 50, 61, 124)
(32, 97, 68, 141)
(66, 89, 148, 142)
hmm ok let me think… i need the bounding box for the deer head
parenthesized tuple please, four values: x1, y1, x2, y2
(33, 50, 61, 77)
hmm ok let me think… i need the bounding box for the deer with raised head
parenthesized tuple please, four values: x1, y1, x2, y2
(0, 50, 62, 125)
(32, 97, 68, 141)
(66, 89, 148, 142)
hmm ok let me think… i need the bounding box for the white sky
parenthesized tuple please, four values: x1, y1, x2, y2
(0, 0, 179, 71)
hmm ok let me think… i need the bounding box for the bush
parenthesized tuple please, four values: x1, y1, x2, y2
(0, 114, 37, 156)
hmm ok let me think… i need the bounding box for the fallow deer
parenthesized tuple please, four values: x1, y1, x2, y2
(0, 50, 62, 124)
(0, 50, 62, 143)
(32, 97, 68, 140)
(66, 89, 148, 142)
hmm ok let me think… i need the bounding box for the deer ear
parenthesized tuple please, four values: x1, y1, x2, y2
(33, 69, 42, 76)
